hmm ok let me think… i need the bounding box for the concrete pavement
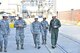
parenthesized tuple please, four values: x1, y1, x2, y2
(0, 25, 80, 53)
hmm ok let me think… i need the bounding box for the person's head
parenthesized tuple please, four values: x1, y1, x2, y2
(18, 15, 22, 20)
(18, 17, 22, 20)
(52, 14, 57, 19)
(52, 16, 56, 19)
(35, 18, 38, 21)
(2, 13, 9, 20)
(34, 16, 38, 21)
(43, 17, 46, 21)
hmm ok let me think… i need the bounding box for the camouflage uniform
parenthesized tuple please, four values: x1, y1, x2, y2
(41, 20, 48, 44)
(31, 21, 43, 49)
(0, 20, 10, 51)
(14, 19, 26, 49)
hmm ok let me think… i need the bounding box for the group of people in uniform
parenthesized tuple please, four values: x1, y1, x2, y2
(31, 15, 61, 49)
(0, 13, 27, 52)
(0, 13, 61, 52)
(31, 16, 49, 49)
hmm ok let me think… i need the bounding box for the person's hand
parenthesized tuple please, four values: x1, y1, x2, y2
(54, 26, 58, 28)
(18, 24, 23, 27)
(46, 27, 48, 29)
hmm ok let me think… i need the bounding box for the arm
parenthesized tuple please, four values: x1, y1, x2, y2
(14, 20, 19, 28)
(46, 21, 49, 29)
(31, 23, 33, 34)
(23, 20, 26, 28)
(57, 19, 61, 28)
(7, 21, 10, 35)
(8, 23, 10, 34)
(40, 23, 44, 35)
(49, 20, 52, 31)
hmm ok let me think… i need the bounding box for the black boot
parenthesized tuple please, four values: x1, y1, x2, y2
(52, 45, 56, 49)
(35, 44, 37, 48)
(38, 46, 41, 49)
(17, 44, 19, 50)
(0, 42, 3, 52)
(4, 48, 7, 52)
(0, 47, 2, 52)
(21, 44, 24, 49)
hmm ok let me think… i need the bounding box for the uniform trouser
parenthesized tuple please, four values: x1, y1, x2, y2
(42, 30, 47, 42)
(51, 29, 59, 46)
(0, 34, 8, 49)
(16, 31, 24, 45)
(33, 34, 40, 47)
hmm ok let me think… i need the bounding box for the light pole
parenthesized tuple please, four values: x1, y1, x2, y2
(71, 9, 74, 24)
(57, 11, 58, 18)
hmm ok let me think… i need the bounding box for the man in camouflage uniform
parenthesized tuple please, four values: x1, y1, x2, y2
(14, 15, 26, 50)
(0, 13, 10, 52)
(31, 16, 43, 49)
(41, 17, 48, 44)
(49, 15, 61, 49)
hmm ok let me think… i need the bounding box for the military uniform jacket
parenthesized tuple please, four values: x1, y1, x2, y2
(14, 19, 26, 30)
(41, 20, 48, 31)
(31, 21, 43, 34)
(49, 18, 61, 31)
(0, 20, 10, 35)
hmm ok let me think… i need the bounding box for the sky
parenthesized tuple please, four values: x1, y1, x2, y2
(0, 0, 21, 10)
(0, 0, 80, 11)
(56, 0, 80, 11)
